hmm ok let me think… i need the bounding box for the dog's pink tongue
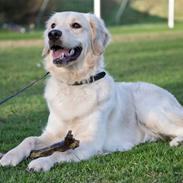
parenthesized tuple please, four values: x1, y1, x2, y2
(52, 50, 62, 59)
(52, 49, 69, 59)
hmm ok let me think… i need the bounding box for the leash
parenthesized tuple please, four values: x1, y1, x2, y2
(0, 72, 49, 106)
(0, 71, 106, 106)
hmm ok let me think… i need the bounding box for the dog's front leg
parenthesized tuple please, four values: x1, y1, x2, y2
(28, 151, 79, 172)
(28, 143, 98, 172)
(0, 135, 51, 167)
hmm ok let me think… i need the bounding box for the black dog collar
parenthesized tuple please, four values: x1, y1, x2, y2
(72, 71, 106, 86)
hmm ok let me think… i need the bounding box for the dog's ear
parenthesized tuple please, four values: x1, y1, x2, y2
(86, 14, 111, 55)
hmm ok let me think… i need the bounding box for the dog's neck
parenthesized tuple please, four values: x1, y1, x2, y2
(45, 53, 105, 85)
(71, 71, 106, 86)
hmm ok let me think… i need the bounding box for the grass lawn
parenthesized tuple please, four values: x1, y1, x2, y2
(0, 24, 183, 182)
(0, 30, 43, 40)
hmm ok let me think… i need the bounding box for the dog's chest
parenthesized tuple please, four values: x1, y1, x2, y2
(45, 79, 101, 120)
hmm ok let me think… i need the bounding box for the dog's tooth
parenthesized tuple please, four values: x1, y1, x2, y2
(69, 49, 75, 56)
(60, 52, 64, 59)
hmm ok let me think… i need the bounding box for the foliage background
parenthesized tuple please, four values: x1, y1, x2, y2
(0, 0, 183, 27)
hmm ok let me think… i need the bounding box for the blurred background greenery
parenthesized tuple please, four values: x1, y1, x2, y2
(0, 0, 183, 31)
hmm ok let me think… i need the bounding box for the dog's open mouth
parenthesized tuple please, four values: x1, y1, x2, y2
(50, 45, 82, 66)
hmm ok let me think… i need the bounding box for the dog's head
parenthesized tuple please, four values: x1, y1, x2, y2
(43, 12, 110, 76)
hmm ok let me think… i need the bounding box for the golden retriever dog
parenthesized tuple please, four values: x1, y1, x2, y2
(1, 11, 183, 172)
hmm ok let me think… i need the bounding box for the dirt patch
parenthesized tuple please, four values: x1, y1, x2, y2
(112, 31, 183, 42)
(0, 31, 183, 48)
(0, 39, 43, 48)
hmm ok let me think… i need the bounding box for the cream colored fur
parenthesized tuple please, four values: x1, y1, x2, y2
(1, 12, 183, 172)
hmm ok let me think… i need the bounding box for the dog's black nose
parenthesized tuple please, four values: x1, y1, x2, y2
(48, 30, 62, 41)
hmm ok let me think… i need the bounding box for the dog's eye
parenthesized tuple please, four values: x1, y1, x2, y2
(71, 22, 82, 29)
(51, 23, 56, 29)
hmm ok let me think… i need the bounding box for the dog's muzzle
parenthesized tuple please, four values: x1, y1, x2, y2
(48, 30, 82, 66)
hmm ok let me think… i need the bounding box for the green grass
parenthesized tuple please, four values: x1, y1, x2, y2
(0, 25, 183, 182)
(109, 22, 183, 35)
(0, 30, 43, 40)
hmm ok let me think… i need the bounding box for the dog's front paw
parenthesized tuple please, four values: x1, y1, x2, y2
(0, 149, 24, 167)
(28, 158, 52, 172)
